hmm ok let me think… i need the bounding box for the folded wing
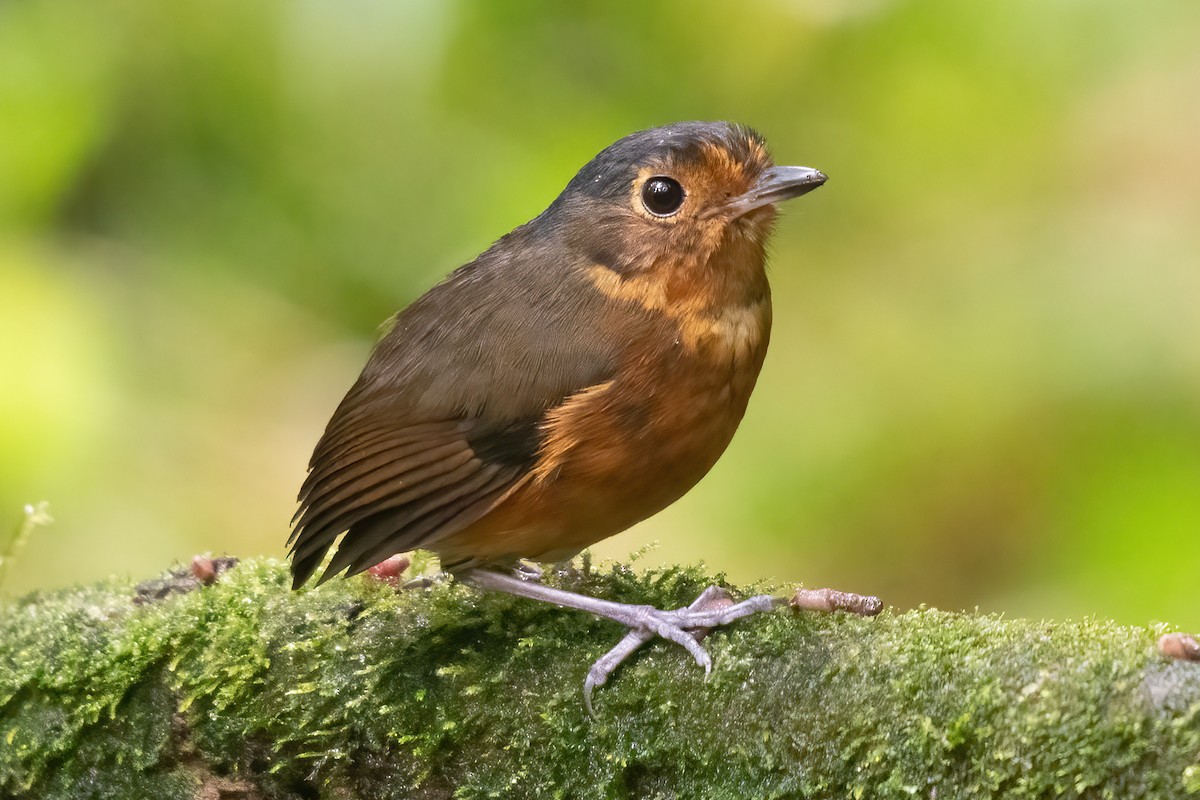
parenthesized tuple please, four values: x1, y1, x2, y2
(288, 234, 632, 587)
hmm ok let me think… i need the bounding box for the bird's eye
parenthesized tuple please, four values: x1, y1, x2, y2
(641, 177, 685, 217)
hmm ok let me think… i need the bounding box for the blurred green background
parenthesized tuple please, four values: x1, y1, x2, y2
(2, 0, 1198, 626)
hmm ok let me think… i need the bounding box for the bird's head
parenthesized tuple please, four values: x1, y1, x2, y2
(543, 121, 826, 275)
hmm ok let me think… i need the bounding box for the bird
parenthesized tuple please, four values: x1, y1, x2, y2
(288, 121, 838, 709)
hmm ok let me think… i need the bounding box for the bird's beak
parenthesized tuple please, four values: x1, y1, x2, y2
(726, 166, 827, 217)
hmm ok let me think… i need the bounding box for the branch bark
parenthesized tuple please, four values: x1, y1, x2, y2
(1, 559, 1198, 799)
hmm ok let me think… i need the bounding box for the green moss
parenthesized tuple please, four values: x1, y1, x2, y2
(1, 559, 1198, 799)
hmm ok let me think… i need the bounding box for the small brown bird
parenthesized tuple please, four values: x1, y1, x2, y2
(289, 121, 838, 708)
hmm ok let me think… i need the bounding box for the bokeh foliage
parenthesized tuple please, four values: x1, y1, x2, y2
(2, 0, 1198, 625)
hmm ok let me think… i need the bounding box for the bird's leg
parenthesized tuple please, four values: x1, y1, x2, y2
(462, 569, 781, 713)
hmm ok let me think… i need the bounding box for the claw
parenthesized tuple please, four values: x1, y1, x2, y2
(581, 585, 772, 715)
(584, 629, 650, 716)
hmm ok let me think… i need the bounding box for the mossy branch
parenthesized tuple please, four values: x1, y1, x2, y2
(1, 559, 1199, 799)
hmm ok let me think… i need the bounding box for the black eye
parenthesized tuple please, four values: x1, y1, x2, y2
(641, 177, 685, 216)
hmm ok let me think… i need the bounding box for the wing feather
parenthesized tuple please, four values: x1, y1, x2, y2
(302, 420, 464, 496)
(290, 446, 478, 563)
(294, 440, 473, 531)
(321, 463, 514, 580)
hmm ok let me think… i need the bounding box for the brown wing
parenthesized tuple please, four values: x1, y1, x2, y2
(288, 414, 539, 587)
(288, 226, 634, 587)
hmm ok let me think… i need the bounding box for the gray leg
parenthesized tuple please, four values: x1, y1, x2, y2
(463, 569, 779, 713)
(463, 569, 883, 714)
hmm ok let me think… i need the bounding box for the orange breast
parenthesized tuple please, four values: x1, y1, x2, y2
(436, 291, 772, 568)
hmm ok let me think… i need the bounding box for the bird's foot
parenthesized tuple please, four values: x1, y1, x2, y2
(462, 568, 882, 715)
(583, 585, 776, 715)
